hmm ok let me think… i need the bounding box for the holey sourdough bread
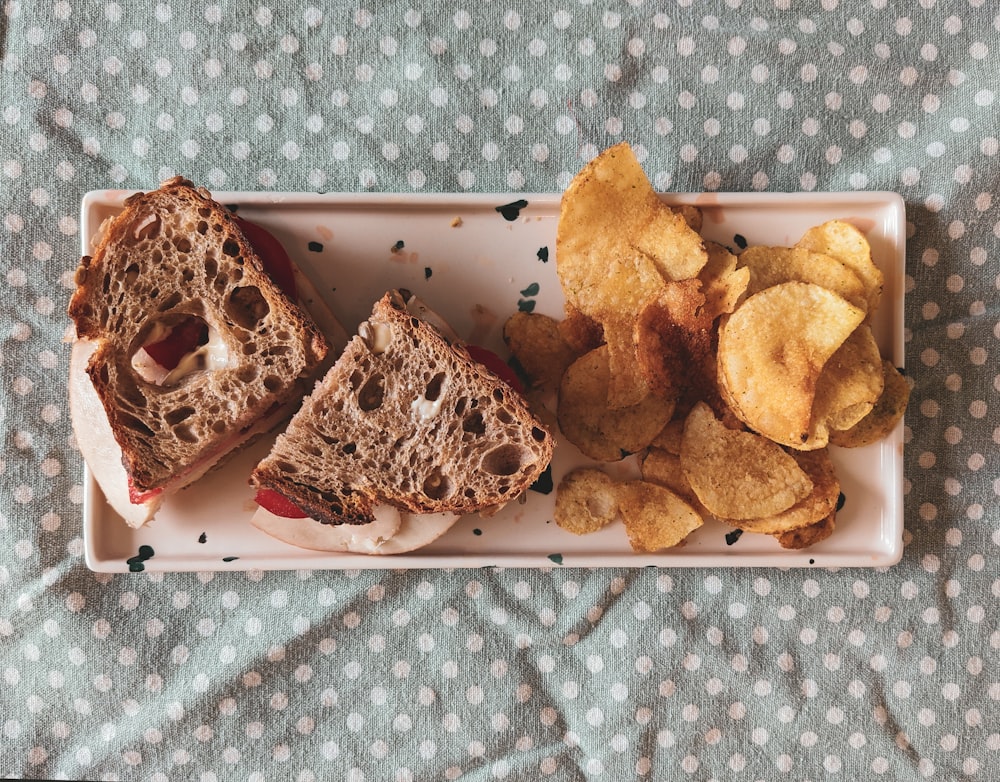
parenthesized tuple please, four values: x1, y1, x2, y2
(68, 177, 329, 495)
(252, 290, 554, 526)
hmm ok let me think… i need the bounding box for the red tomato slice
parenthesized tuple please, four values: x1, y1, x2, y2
(128, 479, 163, 505)
(141, 219, 296, 372)
(255, 488, 309, 519)
(143, 318, 208, 371)
(235, 217, 298, 300)
(465, 344, 524, 394)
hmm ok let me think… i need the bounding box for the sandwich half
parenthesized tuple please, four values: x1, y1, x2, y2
(68, 177, 338, 527)
(250, 289, 554, 554)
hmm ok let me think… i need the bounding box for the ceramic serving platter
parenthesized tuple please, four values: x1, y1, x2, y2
(79, 189, 906, 572)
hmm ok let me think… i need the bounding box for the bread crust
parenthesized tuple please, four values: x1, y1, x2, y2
(68, 177, 329, 492)
(252, 290, 554, 525)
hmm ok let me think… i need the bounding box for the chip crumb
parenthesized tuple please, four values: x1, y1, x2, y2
(451, 216, 463, 227)
(554, 468, 619, 535)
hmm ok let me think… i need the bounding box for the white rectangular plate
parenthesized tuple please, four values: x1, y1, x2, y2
(80, 189, 906, 572)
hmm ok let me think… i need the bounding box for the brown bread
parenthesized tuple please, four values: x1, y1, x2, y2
(252, 290, 554, 525)
(68, 177, 329, 493)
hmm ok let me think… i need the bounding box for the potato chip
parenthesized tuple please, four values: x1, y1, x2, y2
(640, 447, 710, 516)
(618, 480, 703, 552)
(554, 468, 620, 535)
(724, 447, 840, 534)
(774, 511, 836, 550)
(502, 311, 578, 392)
(556, 142, 708, 407)
(810, 324, 884, 441)
(830, 360, 910, 448)
(680, 402, 814, 520)
(558, 345, 676, 461)
(673, 203, 703, 233)
(649, 418, 685, 454)
(699, 241, 750, 321)
(740, 245, 868, 313)
(634, 279, 714, 403)
(717, 281, 866, 448)
(797, 219, 884, 315)
(558, 303, 604, 355)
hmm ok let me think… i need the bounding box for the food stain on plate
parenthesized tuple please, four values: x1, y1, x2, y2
(388, 240, 419, 264)
(694, 192, 727, 224)
(467, 303, 498, 345)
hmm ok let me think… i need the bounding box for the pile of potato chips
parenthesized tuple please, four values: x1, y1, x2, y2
(504, 142, 909, 552)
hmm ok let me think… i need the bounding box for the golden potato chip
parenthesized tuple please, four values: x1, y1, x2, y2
(830, 360, 910, 448)
(774, 511, 836, 550)
(634, 279, 714, 403)
(618, 480, 703, 552)
(740, 245, 868, 313)
(558, 303, 604, 355)
(554, 468, 620, 535)
(673, 203, 703, 233)
(699, 241, 750, 320)
(649, 418, 685, 454)
(811, 324, 884, 440)
(717, 281, 866, 448)
(502, 311, 578, 392)
(797, 219, 884, 315)
(680, 402, 813, 520)
(604, 316, 653, 409)
(640, 447, 710, 516)
(556, 142, 709, 407)
(724, 447, 840, 534)
(557, 345, 675, 461)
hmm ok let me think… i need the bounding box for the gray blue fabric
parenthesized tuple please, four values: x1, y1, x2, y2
(2, 2, 997, 779)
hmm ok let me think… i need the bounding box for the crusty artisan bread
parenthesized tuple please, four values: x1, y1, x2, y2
(68, 177, 329, 493)
(251, 290, 554, 526)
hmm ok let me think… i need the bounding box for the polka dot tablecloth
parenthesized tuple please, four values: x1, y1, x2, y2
(2, 2, 998, 780)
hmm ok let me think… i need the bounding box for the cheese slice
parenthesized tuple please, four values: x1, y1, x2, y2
(250, 503, 460, 555)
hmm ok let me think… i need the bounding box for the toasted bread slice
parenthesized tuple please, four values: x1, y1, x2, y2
(68, 177, 329, 494)
(252, 290, 554, 526)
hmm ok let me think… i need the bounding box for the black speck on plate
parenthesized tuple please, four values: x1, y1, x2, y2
(537, 247, 549, 263)
(529, 464, 553, 495)
(308, 241, 323, 252)
(496, 199, 528, 221)
(126, 544, 155, 572)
